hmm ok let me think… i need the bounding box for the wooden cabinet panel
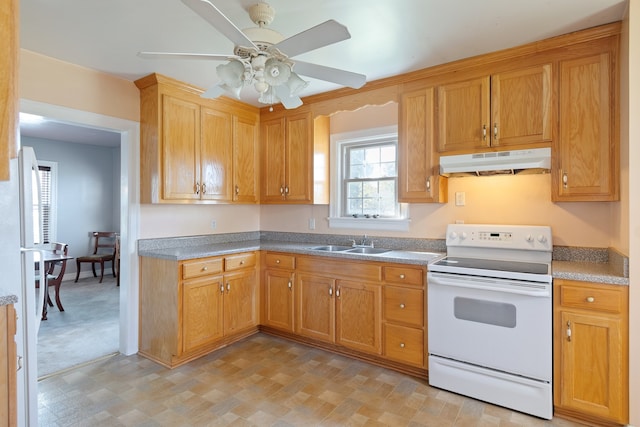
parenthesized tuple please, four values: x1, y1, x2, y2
(263, 269, 294, 332)
(182, 258, 223, 279)
(225, 252, 256, 271)
(223, 270, 258, 334)
(438, 76, 490, 152)
(335, 280, 382, 355)
(0, 0, 18, 182)
(554, 52, 618, 201)
(260, 118, 287, 202)
(384, 323, 424, 367)
(200, 107, 232, 201)
(554, 280, 628, 424)
(265, 253, 296, 270)
(1, 304, 17, 426)
(491, 64, 552, 147)
(162, 95, 200, 200)
(182, 276, 224, 352)
(233, 113, 259, 203)
(284, 112, 312, 202)
(398, 86, 447, 203)
(296, 273, 335, 343)
(383, 265, 423, 286)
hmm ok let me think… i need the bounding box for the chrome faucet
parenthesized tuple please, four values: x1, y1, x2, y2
(351, 235, 375, 248)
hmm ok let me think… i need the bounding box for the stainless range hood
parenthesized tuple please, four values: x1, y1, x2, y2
(439, 147, 551, 177)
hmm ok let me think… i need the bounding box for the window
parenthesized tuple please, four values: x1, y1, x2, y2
(34, 161, 57, 244)
(329, 126, 409, 231)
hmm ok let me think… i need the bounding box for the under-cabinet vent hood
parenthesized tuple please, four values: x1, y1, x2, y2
(439, 147, 551, 177)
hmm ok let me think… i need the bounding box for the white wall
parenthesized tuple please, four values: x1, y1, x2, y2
(22, 136, 120, 276)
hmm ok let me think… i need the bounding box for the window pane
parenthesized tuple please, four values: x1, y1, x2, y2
(347, 181, 362, 198)
(349, 164, 365, 179)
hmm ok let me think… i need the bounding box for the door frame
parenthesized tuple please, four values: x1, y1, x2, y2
(20, 98, 140, 355)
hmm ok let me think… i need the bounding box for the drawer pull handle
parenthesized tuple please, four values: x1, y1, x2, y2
(329, 287, 333, 296)
(220, 285, 225, 293)
(586, 296, 595, 303)
(400, 303, 406, 309)
(400, 343, 405, 348)
(567, 320, 572, 342)
(288, 281, 292, 290)
(276, 259, 280, 264)
(399, 274, 405, 279)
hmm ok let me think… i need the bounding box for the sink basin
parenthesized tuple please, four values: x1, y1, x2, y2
(345, 247, 391, 255)
(309, 245, 352, 252)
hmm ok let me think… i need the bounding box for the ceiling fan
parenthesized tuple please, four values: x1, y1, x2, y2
(139, 0, 367, 109)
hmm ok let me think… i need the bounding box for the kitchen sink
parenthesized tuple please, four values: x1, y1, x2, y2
(309, 245, 352, 252)
(345, 247, 391, 255)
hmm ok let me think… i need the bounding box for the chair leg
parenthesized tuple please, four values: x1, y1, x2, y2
(91, 262, 97, 278)
(112, 260, 116, 278)
(99, 261, 105, 283)
(46, 292, 54, 307)
(74, 260, 81, 282)
(53, 282, 64, 312)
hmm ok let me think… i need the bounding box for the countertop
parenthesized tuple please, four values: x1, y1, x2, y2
(0, 289, 18, 306)
(138, 238, 629, 285)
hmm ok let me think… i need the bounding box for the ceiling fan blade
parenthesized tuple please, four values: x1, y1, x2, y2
(293, 61, 366, 89)
(138, 52, 237, 61)
(181, 0, 257, 50)
(273, 20, 350, 58)
(274, 85, 303, 109)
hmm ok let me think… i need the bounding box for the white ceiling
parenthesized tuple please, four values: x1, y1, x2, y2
(19, 0, 628, 145)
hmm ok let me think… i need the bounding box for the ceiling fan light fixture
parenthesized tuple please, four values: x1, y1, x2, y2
(216, 59, 245, 88)
(264, 58, 291, 86)
(285, 72, 309, 96)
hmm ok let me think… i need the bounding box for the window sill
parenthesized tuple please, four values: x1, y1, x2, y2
(327, 217, 410, 232)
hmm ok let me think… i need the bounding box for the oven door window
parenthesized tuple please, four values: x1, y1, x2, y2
(454, 297, 516, 328)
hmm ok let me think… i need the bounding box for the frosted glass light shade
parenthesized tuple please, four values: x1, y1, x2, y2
(216, 59, 245, 88)
(285, 72, 308, 96)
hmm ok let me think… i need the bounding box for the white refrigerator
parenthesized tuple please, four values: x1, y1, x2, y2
(1, 146, 45, 426)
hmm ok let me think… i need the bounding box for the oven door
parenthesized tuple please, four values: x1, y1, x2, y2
(427, 271, 551, 381)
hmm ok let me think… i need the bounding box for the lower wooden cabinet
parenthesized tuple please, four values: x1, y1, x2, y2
(262, 253, 296, 333)
(553, 279, 628, 425)
(1, 304, 17, 427)
(139, 252, 258, 368)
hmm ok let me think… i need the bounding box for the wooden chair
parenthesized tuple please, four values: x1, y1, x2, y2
(74, 232, 118, 283)
(35, 242, 69, 315)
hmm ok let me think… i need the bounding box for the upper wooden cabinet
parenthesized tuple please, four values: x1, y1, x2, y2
(0, 0, 19, 181)
(398, 85, 447, 203)
(135, 73, 259, 204)
(553, 51, 619, 201)
(260, 109, 329, 204)
(437, 64, 553, 153)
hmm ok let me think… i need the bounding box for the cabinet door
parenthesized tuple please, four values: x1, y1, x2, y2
(335, 280, 382, 355)
(437, 76, 490, 152)
(0, 0, 18, 181)
(491, 64, 552, 147)
(233, 113, 259, 203)
(557, 310, 625, 422)
(200, 106, 232, 201)
(162, 95, 201, 200)
(223, 269, 258, 334)
(182, 276, 224, 353)
(554, 53, 618, 201)
(399, 86, 446, 202)
(263, 269, 294, 332)
(261, 117, 287, 202)
(296, 273, 335, 343)
(284, 112, 313, 202)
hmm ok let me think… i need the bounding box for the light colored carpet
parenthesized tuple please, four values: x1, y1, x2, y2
(37, 275, 119, 378)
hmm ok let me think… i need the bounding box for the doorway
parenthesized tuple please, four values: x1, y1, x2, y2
(20, 98, 140, 359)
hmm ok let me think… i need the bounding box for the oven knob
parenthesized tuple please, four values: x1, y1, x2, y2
(526, 234, 534, 242)
(537, 235, 547, 243)
(449, 232, 458, 240)
(460, 232, 467, 240)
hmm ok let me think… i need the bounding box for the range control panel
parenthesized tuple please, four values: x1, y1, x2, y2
(445, 224, 553, 252)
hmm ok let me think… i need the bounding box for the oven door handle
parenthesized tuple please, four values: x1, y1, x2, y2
(428, 273, 550, 297)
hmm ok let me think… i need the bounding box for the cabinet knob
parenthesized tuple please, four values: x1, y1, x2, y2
(482, 124, 487, 141)
(494, 122, 498, 140)
(194, 182, 200, 195)
(235, 185, 239, 195)
(240, 260, 245, 265)
(426, 177, 431, 192)
(399, 274, 405, 279)
(288, 281, 292, 290)
(562, 171, 568, 189)
(586, 296, 595, 303)
(400, 303, 406, 309)
(399, 343, 405, 348)
(201, 183, 207, 194)
(329, 287, 333, 296)
(226, 283, 231, 292)
(202, 266, 208, 271)
(220, 285, 225, 293)
(276, 259, 280, 264)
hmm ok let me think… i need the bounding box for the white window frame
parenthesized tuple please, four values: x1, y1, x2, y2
(329, 126, 410, 231)
(38, 160, 58, 244)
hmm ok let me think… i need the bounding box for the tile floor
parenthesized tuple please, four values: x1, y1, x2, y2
(38, 334, 584, 427)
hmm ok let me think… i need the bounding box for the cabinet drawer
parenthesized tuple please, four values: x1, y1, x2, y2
(384, 323, 424, 367)
(384, 286, 423, 327)
(265, 253, 295, 270)
(383, 266, 423, 286)
(182, 258, 223, 279)
(225, 252, 256, 271)
(559, 283, 624, 314)
(297, 256, 381, 282)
